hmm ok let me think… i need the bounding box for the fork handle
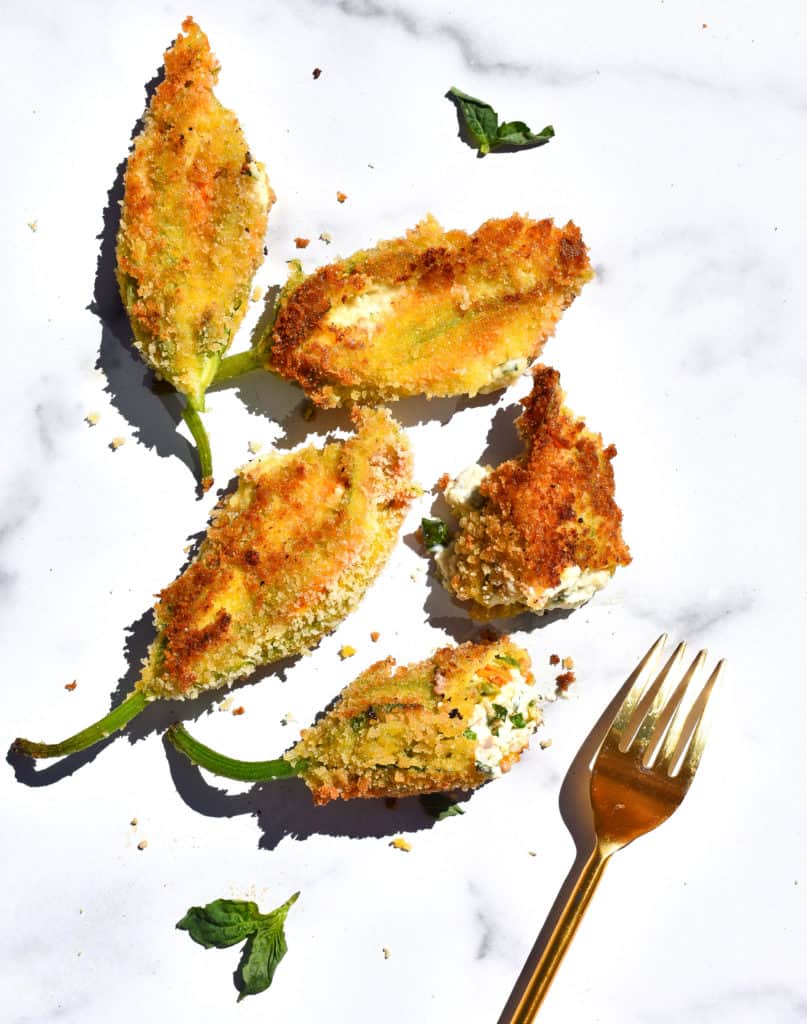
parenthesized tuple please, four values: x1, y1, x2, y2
(505, 845, 610, 1023)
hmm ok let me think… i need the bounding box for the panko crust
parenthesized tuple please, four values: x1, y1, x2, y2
(265, 214, 592, 407)
(137, 408, 415, 698)
(440, 365, 631, 618)
(116, 17, 274, 405)
(287, 637, 535, 804)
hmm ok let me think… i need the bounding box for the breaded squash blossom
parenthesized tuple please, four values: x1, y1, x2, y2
(435, 366, 631, 619)
(14, 409, 415, 760)
(167, 638, 545, 804)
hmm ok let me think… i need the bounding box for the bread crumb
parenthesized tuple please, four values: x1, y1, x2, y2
(251, 286, 263, 303)
(294, 237, 310, 249)
(280, 712, 295, 727)
(110, 436, 126, 450)
(312, 67, 322, 79)
(319, 231, 332, 244)
(339, 645, 356, 659)
(65, 680, 77, 692)
(382, 947, 391, 959)
(27, 220, 38, 232)
(85, 412, 100, 426)
(549, 654, 560, 666)
(336, 191, 347, 203)
(528, 850, 537, 857)
(555, 672, 575, 692)
(435, 473, 450, 492)
(390, 837, 411, 852)
(183, 543, 192, 553)
(702, 22, 708, 28)
(370, 631, 380, 642)
(137, 840, 148, 851)
(130, 818, 138, 827)
(219, 697, 234, 712)
(562, 656, 574, 670)
(540, 738, 553, 750)
(232, 706, 245, 716)
(248, 440, 263, 454)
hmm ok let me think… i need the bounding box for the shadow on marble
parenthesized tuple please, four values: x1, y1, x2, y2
(164, 737, 474, 850)
(89, 66, 200, 487)
(496, 673, 636, 1024)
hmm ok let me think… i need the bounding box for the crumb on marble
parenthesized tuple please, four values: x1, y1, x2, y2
(312, 67, 322, 79)
(219, 697, 234, 712)
(336, 191, 347, 203)
(382, 947, 391, 959)
(435, 473, 450, 493)
(549, 654, 560, 666)
(319, 231, 332, 244)
(65, 680, 77, 691)
(251, 285, 263, 303)
(85, 411, 100, 426)
(110, 436, 126, 450)
(27, 220, 38, 232)
(556, 672, 576, 692)
(528, 851, 537, 857)
(295, 237, 310, 249)
(248, 439, 263, 454)
(232, 706, 245, 716)
(137, 840, 148, 851)
(389, 837, 411, 852)
(540, 738, 553, 750)
(130, 817, 138, 827)
(339, 645, 356, 660)
(280, 712, 295, 727)
(562, 656, 574, 670)
(370, 631, 380, 642)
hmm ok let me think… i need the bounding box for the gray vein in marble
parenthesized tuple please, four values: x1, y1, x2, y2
(647, 985, 807, 1023)
(467, 880, 496, 960)
(626, 589, 755, 645)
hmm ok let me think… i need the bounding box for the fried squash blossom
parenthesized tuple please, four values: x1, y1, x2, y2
(257, 214, 592, 407)
(436, 366, 631, 619)
(115, 18, 273, 485)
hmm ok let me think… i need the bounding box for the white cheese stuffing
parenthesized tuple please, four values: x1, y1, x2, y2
(492, 357, 529, 381)
(468, 668, 541, 778)
(443, 463, 490, 509)
(326, 285, 403, 335)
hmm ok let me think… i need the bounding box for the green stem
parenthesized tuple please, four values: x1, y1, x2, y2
(13, 691, 149, 760)
(167, 723, 300, 782)
(181, 401, 213, 487)
(213, 349, 263, 384)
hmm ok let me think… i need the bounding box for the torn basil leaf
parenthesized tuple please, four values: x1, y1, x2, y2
(421, 517, 450, 549)
(447, 87, 554, 156)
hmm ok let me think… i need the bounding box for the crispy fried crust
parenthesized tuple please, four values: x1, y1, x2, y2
(116, 17, 274, 405)
(265, 215, 592, 407)
(137, 409, 415, 698)
(439, 366, 631, 618)
(287, 638, 535, 804)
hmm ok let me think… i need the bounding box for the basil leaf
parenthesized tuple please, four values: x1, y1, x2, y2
(495, 653, 521, 668)
(510, 712, 528, 729)
(462, 728, 477, 741)
(437, 803, 465, 820)
(420, 793, 465, 819)
(421, 517, 449, 549)
(237, 893, 298, 1001)
(447, 86, 554, 156)
(177, 899, 260, 948)
(491, 704, 508, 721)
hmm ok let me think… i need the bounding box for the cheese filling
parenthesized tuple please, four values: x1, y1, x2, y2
(467, 668, 541, 777)
(326, 285, 403, 334)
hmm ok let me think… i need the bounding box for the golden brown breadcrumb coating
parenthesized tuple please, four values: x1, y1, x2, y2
(263, 214, 592, 407)
(137, 408, 416, 699)
(116, 17, 274, 407)
(287, 637, 540, 804)
(437, 366, 631, 619)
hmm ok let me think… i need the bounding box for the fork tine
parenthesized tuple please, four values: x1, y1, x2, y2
(655, 649, 708, 770)
(601, 634, 667, 750)
(627, 641, 687, 757)
(670, 659, 725, 785)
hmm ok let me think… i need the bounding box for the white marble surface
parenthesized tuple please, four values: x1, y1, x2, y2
(3, 1, 806, 1021)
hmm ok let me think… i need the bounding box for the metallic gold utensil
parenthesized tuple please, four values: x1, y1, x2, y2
(505, 634, 725, 1023)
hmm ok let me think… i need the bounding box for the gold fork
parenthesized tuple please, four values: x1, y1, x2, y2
(505, 634, 726, 1023)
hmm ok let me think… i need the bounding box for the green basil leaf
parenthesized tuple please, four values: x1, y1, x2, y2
(491, 704, 508, 721)
(510, 712, 528, 729)
(177, 899, 260, 948)
(421, 517, 450, 549)
(447, 86, 554, 156)
(420, 793, 465, 819)
(237, 893, 299, 1001)
(437, 803, 465, 820)
(462, 728, 478, 741)
(495, 653, 521, 668)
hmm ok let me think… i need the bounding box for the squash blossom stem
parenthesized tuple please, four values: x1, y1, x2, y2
(13, 691, 149, 759)
(167, 723, 300, 782)
(213, 349, 263, 385)
(182, 399, 213, 488)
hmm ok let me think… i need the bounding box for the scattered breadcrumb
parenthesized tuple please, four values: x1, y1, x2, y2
(137, 840, 148, 851)
(27, 220, 38, 232)
(540, 738, 553, 750)
(251, 285, 263, 303)
(65, 680, 77, 692)
(110, 436, 126, 450)
(528, 851, 537, 857)
(130, 818, 138, 827)
(248, 439, 263, 454)
(280, 712, 295, 727)
(85, 411, 100, 426)
(562, 656, 575, 670)
(336, 191, 347, 203)
(219, 697, 234, 712)
(295, 237, 310, 249)
(549, 654, 560, 666)
(312, 67, 322, 79)
(319, 231, 332, 244)
(702, 23, 708, 28)
(370, 631, 380, 642)
(390, 837, 412, 852)
(555, 672, 576, 692)
(183, 543, 192, 553)
(382, 947, 391, 959)
(435, 473, 450, 492)
(232, 706, 245, 716)
(339, 645, 357, 660)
